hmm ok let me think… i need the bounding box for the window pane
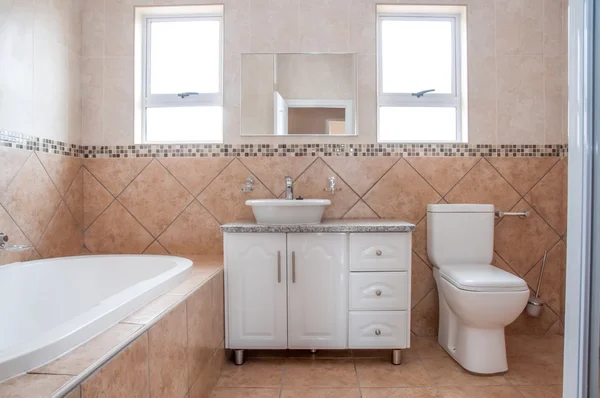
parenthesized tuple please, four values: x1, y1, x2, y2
(381, 19, 453, 94)
(379, 107, 457, 141)
(146, 106, 222, 142)
(150, 19, 220, 94)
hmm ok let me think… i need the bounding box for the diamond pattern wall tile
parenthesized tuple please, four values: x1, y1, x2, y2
(343, 200, 379, 219)
(143, 241, 170, 255)
(495, 200, 561, 276)
(37, 202, 83, 259)
(118, 160, 194, 238)
(524, 240, 565, 314)
(0, 204, 34, 265)
(486, 157, 559, 196)
(412, 217, 430, 266)
(0, 146, 31, 193)
(240, 156, 316, 196)
(64, 168, 83, 226)
(159, 157, 233, 197)
(36, 152, 82, 196)
(492, 252, 517, 276)
(85, 201, 154, 254)
(85, 157, 151, 196)
(364, 159, 440, 224)
(524, 159, 567, 235)
(545, 321, 564, 336)
(323, 156, 398, 196)
(0, 154, 61, 244)
(445, 159, 521, 211)
(198, 159, 274, 224)
(291, 158, 360, 219)
(411, 289, 439, 337)
(83, 168, 113, 229)
(411, 254, 435, 309)
(158, 201, 222, 255)
(406, 157, 480, 196)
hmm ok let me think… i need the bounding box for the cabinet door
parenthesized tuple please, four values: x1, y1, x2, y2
(225, 233, 287, 349)
(287, 233, 348, 349)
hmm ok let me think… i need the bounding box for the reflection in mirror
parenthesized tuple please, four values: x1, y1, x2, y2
(241, 53, 357, 136)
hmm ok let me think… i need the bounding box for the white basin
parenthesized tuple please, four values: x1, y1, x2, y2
(246, 199, 332, 225)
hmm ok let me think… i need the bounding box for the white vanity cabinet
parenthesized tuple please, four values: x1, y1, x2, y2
(222, 221, 414, 365)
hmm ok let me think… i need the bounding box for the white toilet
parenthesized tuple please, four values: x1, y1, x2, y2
(427, 204, 529, 374)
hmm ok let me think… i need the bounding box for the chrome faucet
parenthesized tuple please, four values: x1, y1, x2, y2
(0, 233, 33, 252)
(285, 176, 294, 200)
(0, 233, 7, 249)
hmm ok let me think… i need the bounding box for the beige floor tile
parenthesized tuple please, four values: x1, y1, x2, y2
(361, 387, 441, 397)
(516, 385, 563, 397)
(505, 356, 563, 386)
(411, 337, 449, 359)
(420, 358, 508, 387)
(209, 388, 281, 398)
(283, 359, 358, 387)
(355, 357, 433, 388)
(216, 359, 284, 388)
(280, 387, 361, 397)
(436, 385, 523, 397)
(505, 335, 564, 358)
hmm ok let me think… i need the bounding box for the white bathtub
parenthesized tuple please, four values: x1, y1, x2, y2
(0, 255, 192, 383)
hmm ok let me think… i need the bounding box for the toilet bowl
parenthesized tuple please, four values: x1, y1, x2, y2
(427, 204, 529, 374)
(434, 266, 529, 374)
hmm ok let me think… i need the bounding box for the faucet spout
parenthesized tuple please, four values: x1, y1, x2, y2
(285, 176, 294, 200)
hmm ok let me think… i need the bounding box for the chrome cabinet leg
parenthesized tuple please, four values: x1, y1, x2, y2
(391, 349, 402, 365)
(310, 349, 317, 354)
(234, 349, 245, 365)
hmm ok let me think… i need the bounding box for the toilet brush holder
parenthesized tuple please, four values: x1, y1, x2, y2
(527, 250, 548, 318)
(526, 296, 545, 317)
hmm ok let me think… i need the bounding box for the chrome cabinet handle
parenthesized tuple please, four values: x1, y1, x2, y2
(375, 290, 382, 296)
(375, 329, 381, 336)
(376, 250, 382, 256)
(277, 251, 281, 283)
(292, 251, 296, 283)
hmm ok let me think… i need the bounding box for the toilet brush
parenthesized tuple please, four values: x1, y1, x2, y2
(526, 251, 547, 317)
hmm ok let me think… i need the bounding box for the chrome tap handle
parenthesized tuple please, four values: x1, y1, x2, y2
(0, 233, 8, 243)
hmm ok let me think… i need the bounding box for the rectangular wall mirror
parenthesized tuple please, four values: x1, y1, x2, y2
(241, 53, 357, 136)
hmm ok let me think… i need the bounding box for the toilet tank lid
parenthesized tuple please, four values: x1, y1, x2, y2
(427, 204, 495, 213)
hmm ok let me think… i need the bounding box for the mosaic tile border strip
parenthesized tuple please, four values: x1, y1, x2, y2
(1, 129, 567, 158)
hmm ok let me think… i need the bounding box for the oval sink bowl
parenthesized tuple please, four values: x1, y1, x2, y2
(246, 199, 332, 225)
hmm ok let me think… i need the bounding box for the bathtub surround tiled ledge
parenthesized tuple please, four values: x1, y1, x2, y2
(0, 255, 225, 398)
(1, 129, 568, 158)
(221, 219, 416, 233)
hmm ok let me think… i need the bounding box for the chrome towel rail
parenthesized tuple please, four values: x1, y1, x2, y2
(495, 210, 530, 218)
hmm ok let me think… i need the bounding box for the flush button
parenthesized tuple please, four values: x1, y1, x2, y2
(375, 329, 381, 336)
(376, 250, 382, 256)
(375, 290, 382, 296)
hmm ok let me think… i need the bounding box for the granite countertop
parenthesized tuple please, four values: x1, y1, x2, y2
(220, 219, 416, 233)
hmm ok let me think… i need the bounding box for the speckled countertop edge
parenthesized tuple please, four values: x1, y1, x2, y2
(220, 220, 416, 233)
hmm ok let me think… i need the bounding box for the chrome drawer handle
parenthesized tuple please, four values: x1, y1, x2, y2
(376, 250, 382, 256)
(375, 290, 382, 296)
(375, 329, 381, 336)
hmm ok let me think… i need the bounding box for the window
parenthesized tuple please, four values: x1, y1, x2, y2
(377, 6, 467, 142)
(137, 7, 223, 143)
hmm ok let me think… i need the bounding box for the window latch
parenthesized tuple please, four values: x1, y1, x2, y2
(177, 92, 200, 99)
(411, 89, 436, 98)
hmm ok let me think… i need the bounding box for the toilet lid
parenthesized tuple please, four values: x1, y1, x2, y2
(439, 264, 529, 292)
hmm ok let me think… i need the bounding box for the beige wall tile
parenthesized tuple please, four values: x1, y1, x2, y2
(103, 56, 134, 146)
(189, 342, 226, 398)
(84, 157, 151, 196)
(211, 271, 225, 350)
(104, 10, 134, 57)
(323, 156, 397, 197)
(82, 3, 105, 58)
(158, 157, 233, 197)
(343, 200, 379, 219)
(249, 0, 299, 53)
(0, 153, 62, 244)
(406, 157, 479, 197)
(36, 152, 81, 196)
(143, 240, 170, 255)
(0, 147, 32, 194)
(544, 56, 567, 144)
(543, 0, 565, 56)
(118, 159, 194, 237)
(187, 281, 213, 388)
(485, 157, 559, 196)
(496, 0, 543, 55)
(81, 57, 105, 146)
(64, 168, 84, 226)
(410, 289, 439, 337)
(0, 374, 73, 398)
(0, 203, 35, 266)
(524, 159, 567, 235)
(240, 157, 315, 197)
(81, 333, 149, 398)
(37, 201, 83, 258)
(297, 0, 350, 52)
(82, 167, 114, 229)
(149, 301, 188, 398)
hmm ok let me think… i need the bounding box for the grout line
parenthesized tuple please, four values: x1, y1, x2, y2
(440, 157, 483, 201)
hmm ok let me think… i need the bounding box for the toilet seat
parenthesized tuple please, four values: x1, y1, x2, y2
(438, 264, 528, 293)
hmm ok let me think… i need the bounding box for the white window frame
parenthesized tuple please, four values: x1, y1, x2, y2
(377, 12, 465, 143)
(141, 13, 223, 144)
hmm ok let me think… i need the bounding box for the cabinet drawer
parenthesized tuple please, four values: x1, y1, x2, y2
(349, 311, 409, 348)
(349, 233, 411, 271)
(350, 272, 408, 310)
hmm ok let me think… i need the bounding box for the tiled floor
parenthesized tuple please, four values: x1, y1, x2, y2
(210, 335, 564, 398)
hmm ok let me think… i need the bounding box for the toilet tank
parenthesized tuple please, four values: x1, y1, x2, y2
(427, 204, 495, 266)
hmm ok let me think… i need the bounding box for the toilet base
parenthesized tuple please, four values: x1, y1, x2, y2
(440, 325, 508, 374)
